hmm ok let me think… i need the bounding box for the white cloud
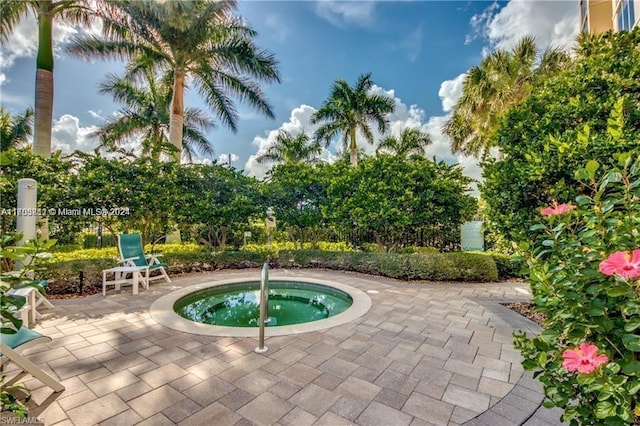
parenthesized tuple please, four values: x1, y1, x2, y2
(218, 153, 240, 167)
(314, 1, 377, 28)
(51, 114, 100, 154)
(245, 104, 320, 178)
(88, 110, 104, 120)
(467, 0, 579, 52)
(438, 73, 466, 113)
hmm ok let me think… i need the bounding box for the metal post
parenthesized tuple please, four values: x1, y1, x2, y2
(16, 179, 37, 272)
(255, 262, 269, 353)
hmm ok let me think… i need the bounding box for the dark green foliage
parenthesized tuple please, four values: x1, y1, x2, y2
(276, 250, 498, 281)
(490, 253, 525, 280)
(326, 155, 477, 252)
(44, 248, 499, 294)
(0, 149, 73, 236)
(482, 28, 640, 241)
(264, 162, 329, 249)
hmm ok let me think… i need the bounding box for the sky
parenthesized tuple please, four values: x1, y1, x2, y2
(0, 0, 579, 190)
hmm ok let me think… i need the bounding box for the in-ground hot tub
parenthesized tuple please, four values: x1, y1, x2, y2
(150, 277, 371, 336)
(175, 280, 352, 327)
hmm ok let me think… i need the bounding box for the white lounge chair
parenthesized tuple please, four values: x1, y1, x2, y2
(0, 327, 65, 392)
(117, 234, 171, 285)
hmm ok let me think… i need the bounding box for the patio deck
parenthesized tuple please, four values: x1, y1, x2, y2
(4, 269, 564, 425)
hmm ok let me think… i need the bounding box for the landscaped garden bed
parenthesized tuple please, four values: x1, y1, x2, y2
(39, 243, 517, 297)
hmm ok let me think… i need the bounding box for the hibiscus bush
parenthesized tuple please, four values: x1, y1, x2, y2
(514, 149, 640, 425)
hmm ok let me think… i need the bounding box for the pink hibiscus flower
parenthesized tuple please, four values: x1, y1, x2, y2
(599, 250, 640, 279)
(562, 343, 608, 374)
(540, 201, 576, 217)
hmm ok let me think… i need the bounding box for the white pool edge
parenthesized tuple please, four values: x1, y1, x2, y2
(149, 276, 372, 337)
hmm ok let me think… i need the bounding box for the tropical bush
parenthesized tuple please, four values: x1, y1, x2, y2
(514, 153, 640, 425)
(482, 29, 640, 242)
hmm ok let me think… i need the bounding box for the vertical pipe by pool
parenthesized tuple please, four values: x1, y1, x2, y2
(255, 262, 270, 353)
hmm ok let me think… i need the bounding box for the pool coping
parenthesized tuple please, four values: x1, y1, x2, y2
(149, 275, 372, 337)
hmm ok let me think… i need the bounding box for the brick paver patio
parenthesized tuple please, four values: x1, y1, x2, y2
(5, 269, 565, 425)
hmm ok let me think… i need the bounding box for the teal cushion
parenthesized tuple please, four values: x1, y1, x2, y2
(1, 327, 47, 350)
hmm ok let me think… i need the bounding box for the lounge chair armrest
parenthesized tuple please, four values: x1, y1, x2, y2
(145, 253, 163, 264)
(121, 256, 140, 266)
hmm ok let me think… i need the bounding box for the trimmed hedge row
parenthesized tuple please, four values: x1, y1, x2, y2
(42, 249, 499, 295)
(277, 250, 498, 281)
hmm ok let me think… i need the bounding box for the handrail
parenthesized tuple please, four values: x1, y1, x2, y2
(255, 262, 269, 353)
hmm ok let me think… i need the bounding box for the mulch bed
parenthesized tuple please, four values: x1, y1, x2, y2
(503, 302, 546, 326)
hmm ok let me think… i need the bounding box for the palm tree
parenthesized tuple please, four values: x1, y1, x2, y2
(0, 108, 34, 152)
(95, 68, 215, 162)
(0, 0, 93, 158)
(256, 130, 322, 165)
(376, 127, 432, 160)
(311, 73, 395, 167)
(443, 36, 570, 158)
(67, 0, 280, 160)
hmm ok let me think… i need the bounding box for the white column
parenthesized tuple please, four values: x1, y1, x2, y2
(17, 179, 37, 245)
(16, 179, 37, 272)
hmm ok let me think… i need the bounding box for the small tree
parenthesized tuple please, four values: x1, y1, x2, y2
(326, 156, 476, 251)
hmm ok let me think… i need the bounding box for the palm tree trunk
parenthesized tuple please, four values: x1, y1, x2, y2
(32, 4, 54, 159)
(349, 127, 358, 167)
(169, 68, 185, 161)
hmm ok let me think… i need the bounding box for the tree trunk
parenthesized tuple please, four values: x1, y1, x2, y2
(215, 226, 227, 251)
(373, 231, 386, 252)
(32, 5, 54, 158)
(349, 127, 358, 167)
(169, 68, 185, 161)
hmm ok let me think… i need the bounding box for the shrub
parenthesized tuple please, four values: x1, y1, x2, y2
(490, 252, 525, 280)
(482, 29, 640, 242)
(42, 245, 501, 295)
(514, 153, 640, 424)
(276, 250, 498, 282)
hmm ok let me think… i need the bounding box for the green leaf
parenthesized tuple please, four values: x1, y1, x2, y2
(622, 334, 640, 351)
(606, 285, 631, 297)
(624, 318, 640, 332)
(622, 361, 640, 376)
(575, 195, 591, 205)
(625, 380, 640, 395)
(542, 240, 554, 247)
(585, 160, 599, 176)
(594, 401, 617, 419)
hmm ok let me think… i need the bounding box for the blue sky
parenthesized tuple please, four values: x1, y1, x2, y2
(0, 0, 579, 184)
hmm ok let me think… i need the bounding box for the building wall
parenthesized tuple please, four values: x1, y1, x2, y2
(579, 0, 638, 33)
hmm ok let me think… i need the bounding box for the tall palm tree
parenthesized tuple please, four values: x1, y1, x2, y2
(67, 0, 280, 160)
(0, 108, 34, 152)
(311, 73, 395, 167)
(376, 127, 432, 160)
(255, 130, 322, 165)
(0, 0, 93, 158)
(95, 68, 215, 162)
(443, 36, 570, 158)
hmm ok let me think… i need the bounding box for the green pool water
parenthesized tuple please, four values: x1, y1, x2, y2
(174, 281, 353, 327)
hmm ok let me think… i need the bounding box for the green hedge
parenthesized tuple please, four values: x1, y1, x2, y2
(489, 252, 525, 280)
(276, 250, 498, 281)
(41, 248, 499, 295)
